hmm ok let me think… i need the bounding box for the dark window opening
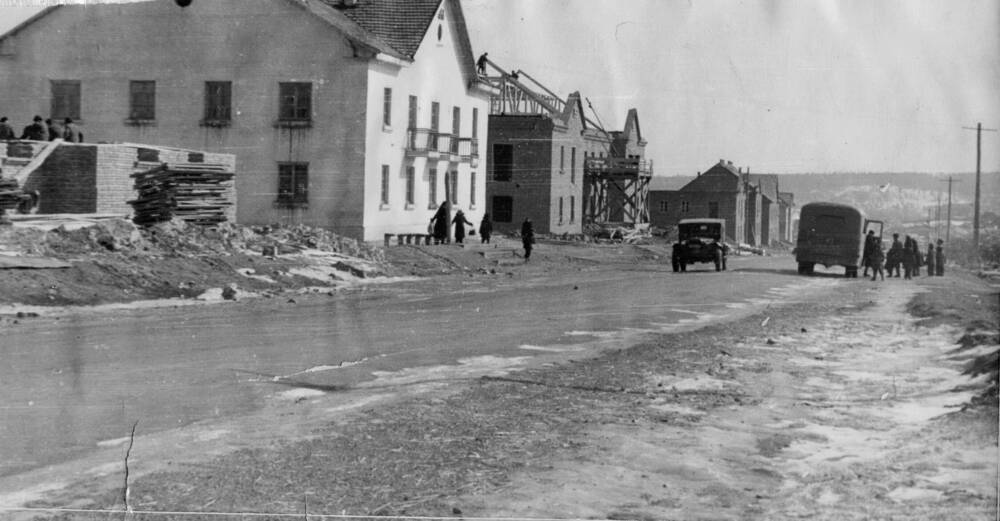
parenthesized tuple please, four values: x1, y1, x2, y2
(204, 81, 232, 123)
(492, 143, 513, 181)
(129, 80, 155, 120)
(383, 88, 392, 127)
(51, 80, 81, 121)
(279, 82, 311, 121)
(493, 196, 513, 223)
(277, 163, 309, 204)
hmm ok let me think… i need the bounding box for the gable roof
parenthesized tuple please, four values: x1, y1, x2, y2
(623, 109, 642, 143)
(747, 173, 779, 202)
(649, 176, 693, 192)
(325, 0, 442, 59)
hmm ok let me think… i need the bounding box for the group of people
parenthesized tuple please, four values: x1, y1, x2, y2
(0, 115, 83, 142)
(863, 231, 945, 282)
(427, 202, 535, 261)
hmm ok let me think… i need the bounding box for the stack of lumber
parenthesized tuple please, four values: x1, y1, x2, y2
(130, 163, 234, 226)
(0, 177, 25, 210)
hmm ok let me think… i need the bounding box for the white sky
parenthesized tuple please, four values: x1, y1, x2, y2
(2, 1, 998, 175)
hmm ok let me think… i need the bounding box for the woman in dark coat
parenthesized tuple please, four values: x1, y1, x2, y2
(521, 218, 535, 261)
(429, 201, 450, 244)
(479, 212, 493, 244)
(452, 209, 473, 244)
(925, 243, 936, 276)
(935, 239, 945, 276)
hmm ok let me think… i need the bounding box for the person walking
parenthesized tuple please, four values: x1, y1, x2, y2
(452, 209, 473, 244)
(429, 201, 450, 244)
(521, 218, 535, 262)
(62, 118, 82, 143)
(478, 212, 493, 244)
(19, 116, 46, 141)
(935, 239, 945, 276)
(886, 233, 903, 277)
(0, 117, 15, 140)
(911, 237, 922, 277)
(870, 239, 885, 281)
(902, 235, 915, 280)
(925, 243, 936, 277)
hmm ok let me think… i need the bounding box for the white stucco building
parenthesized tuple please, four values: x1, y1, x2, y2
(0, 0, 492, 240)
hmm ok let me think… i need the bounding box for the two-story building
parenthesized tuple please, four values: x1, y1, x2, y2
(0, 0, 492, 241)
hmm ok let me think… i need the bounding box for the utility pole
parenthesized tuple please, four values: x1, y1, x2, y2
(962, 122, 998, 253)
(940, 176, 960, 243)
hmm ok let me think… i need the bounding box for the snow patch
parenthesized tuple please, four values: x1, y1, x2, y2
(519, 344, 585, 353)
(277, 388, 326, 400)
(366, 355, 531, 386)
(96, 436, 132, 448)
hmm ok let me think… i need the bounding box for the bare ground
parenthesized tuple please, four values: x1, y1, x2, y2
(12, 270, 997, 521)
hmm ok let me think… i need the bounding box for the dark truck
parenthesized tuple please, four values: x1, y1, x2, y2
(795, 202, 883, 277)
(672, 218, 728, 272)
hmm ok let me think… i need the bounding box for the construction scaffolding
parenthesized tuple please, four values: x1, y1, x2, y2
(479, 57, 651, 228)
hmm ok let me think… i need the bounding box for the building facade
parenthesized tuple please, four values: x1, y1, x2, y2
(0, 0, 491, 241)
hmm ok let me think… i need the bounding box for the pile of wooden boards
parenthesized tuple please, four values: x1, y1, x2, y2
(130, 163, 234, 226)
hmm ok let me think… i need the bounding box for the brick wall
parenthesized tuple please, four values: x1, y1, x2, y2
(22, 144, 99, 213)
(486, 116, 555, 234)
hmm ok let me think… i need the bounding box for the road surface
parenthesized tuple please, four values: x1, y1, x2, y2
(0, 254, 841, 478)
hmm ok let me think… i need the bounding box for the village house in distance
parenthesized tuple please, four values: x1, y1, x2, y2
(649, 159, 794, 247)
(0, 0, 492, 241)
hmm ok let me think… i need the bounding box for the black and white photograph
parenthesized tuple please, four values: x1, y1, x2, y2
(0, 0, 997, 519)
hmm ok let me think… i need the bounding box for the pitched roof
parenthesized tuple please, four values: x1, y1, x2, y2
(649, 176, 693, 191)
(778, 191, 795, 206)
(324, 0, 442, 59)
(747, 173, 779, 202)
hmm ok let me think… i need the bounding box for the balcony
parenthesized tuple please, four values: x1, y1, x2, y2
(406, 128, 478, 164)
(584, 157, 653, 178)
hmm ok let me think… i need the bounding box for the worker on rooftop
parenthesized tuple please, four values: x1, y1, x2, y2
(0, 117, 15, 140)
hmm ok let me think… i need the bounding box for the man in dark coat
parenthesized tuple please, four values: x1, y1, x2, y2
(902, 235, 916, 280)
(19, 116, 46, 141)
(521, 218, 535, 261)
(870, 239, 885, 281)
(45, 118, 63, 141)
(886, 233, 903, 277)
(0, 117, 15, 140)
(452, 209, 473, 244)
(429, 201, 450, 244)
(935, 239, 945, 276)
(479, 212, 493, 244)
(925, 243, 936, 276)
(862, 230, 877, 277)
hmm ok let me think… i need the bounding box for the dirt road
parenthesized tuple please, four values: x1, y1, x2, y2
(0, 255, 996, 520)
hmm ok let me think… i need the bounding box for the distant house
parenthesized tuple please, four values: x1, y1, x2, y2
(648, 160, 794, 247)
(0, 0, 492, 241)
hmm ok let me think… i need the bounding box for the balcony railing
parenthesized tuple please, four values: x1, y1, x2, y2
(584, 157, 653, 177)
(406, 128, 478, 162)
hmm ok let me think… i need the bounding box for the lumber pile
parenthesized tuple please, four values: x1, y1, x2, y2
(130, 163, 234, 226)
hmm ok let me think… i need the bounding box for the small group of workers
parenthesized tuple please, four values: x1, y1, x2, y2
(427, 202, 535, 262)
(862, 231, 945, 282)
(0, 115, 83, 142)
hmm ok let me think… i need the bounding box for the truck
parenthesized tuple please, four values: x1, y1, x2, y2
(672, 218, 728, 272)
(795, 202, 882, 277)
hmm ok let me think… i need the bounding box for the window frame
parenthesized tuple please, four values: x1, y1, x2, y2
(276, 162, 309, 206)
(492, 143, 513, 181)
(202, 81, 232, 126)
(128, 80, 156, 122)
(380, 165, 391, 206)
(405, 165, 415, 207)
(50, 80, 81, 121)
(383, 87, 393, 128)
(428, 168, 438, 209)
(278, 82, 312, 123)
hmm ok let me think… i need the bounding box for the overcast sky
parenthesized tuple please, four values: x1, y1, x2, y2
(2, 1, 998, 175)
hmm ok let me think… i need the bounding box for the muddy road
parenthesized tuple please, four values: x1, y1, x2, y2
(1, 255, 824, 478)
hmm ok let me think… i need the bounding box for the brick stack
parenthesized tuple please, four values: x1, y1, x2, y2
(129, 163, 235, 226)
(0, 178, 24, 210)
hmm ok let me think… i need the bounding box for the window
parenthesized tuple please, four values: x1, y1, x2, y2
(451, 106, 460, 153)
(383, 88, 392, 127)
(129, 80, 155, 120)
(430, 101, 440, 149)
(560, 146, 565, 173)
(408, 96, 417, 128)
(709, 201, 720, 218)
(570, 147, 576, 184)
(381, 165, 390, 205)
(203, 81, 231, 123)
(277, 163, 308, 204)
(448, 170, 458, 204)
(470, 173, 476, 207)
(681, 201, 690, 213)
(405, 166, 415, 206)
(658, 200, 668, 212)
(50, 80, 81, 121)
(428, 168, 438, 207)
(279, 82, 311, 121)
(558, 197, 564, 223)
(570, 195, 575, 222)
(492, 143, 513, 181)
(471, 108, 478, 139)
(493, 196, 513, 223)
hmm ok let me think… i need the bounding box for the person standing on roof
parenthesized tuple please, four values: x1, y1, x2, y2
(45, 118, 63, 141)
(0, 117, 15, 140)
(476, 52, 488, 75)
(19, 116, 46, 141)
(62, 118, 82, 143)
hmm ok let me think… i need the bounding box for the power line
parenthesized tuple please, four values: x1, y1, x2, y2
(962, 123, 998, 256)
